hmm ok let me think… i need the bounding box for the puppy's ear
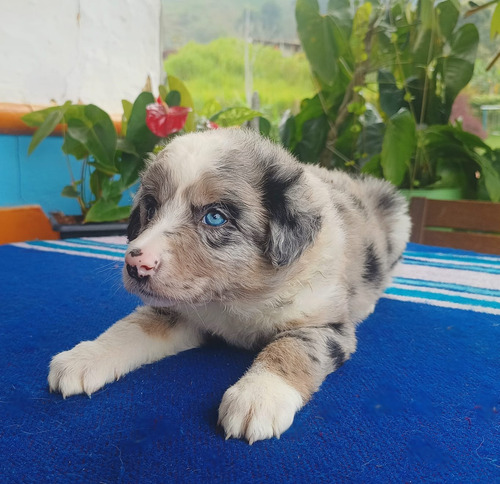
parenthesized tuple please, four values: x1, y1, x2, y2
(127, 205, 141, 242)
(262, 165, 322, 267)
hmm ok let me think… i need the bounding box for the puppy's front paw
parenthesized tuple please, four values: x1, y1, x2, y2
(48, 341, 119, 398)
(218, 369, 303, 444)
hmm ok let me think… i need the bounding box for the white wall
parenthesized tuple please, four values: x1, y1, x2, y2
(0, 0, 161, 114)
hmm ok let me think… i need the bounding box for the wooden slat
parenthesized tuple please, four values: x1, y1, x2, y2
(409, 197, 428, 243)
(424, 199, 500, 232)
(422, 229, 500, 255)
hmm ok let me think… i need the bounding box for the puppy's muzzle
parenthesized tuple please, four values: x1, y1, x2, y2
(125, 249, 160, 281)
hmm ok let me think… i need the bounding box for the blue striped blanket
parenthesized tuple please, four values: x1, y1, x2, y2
(13, 237, 500, 315)
(2, 238, 499, 482)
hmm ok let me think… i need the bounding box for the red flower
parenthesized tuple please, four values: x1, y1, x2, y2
(145, 98, 191, 137)
(207, 121, 219, 129)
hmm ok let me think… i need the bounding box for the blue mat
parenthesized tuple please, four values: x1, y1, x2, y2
(1, 240, 499, 483)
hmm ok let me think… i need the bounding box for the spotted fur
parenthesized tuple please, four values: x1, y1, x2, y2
(48, 128, 411, 443)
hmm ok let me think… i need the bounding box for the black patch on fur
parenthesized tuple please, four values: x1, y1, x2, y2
(333, 202, 347, 214)
(153, 307, 180, 325)
(261, 165, 302, 226)
(378, 192, 397, 212)
(326, 339, 346, 370)
(144, 194, 158, 223)
(307, 352, 320, 365)
(218, 200, 242, 221)
(386, 236, 393, 255)
(349, 194, 366, 213)
(261, 164, 322, 267)
(327, 322, 346, 336)
(127, 206, 141, 242)
(204, 230, 238, 249)
(274, 331, 313, 345)
(363, 243, 382, 285)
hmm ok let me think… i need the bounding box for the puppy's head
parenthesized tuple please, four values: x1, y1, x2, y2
(123, 129, 322, 307)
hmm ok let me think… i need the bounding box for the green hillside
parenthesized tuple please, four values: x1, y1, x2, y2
(165, 37, 314, 121)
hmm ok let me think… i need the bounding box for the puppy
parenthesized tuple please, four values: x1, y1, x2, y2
(48, 128, 411, 443)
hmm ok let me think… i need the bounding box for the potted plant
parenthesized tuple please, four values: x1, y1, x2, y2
(22, 76, 193, 238)
(280, 0, 500, 202)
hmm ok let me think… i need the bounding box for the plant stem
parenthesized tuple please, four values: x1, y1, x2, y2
(318, 16, 377, 168)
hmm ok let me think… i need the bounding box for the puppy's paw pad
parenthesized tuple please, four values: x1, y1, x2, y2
(218, 369, 303, 444)
(48, 341, 118, 398)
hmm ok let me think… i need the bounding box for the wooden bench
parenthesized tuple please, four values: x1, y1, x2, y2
(409, 197, 500, 255)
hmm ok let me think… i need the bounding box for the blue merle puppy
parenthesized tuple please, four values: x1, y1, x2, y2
(48, 128, 411, 443)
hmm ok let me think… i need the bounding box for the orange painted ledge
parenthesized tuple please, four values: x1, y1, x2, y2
(0, 205, 60, 244)
(0, 102, 122, 136)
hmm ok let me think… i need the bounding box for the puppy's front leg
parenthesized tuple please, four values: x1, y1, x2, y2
(218, 324, 356, 443)
(48, 306, 203, 398)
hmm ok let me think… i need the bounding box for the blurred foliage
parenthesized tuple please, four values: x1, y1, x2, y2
(281, 0, 500, 201)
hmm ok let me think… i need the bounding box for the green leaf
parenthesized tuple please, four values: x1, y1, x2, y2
(84, 199, 131, 223)
(66, 104, 118, 174)
(89, 169, 108, 199)
(200, 99, 222, 118)
(491, 1, 500, 39)
(61, 184, 80, 198)
(294, 95, 325, 141)
(436, 0, 459, 40)
(381, 109, 416, 186)
(116, 155, 143, 188)
(439, 23, 479, 111)
(100, 178, 124, 201)
(449, 23, 479, 64)
(116, 138, 139, 156)
(126, 91, 159, 157)
(349, 2, 372, 63)
(26, 107, 66, 155)
(165, 90, 181, 107)
(280, 115, 296, 151)
(62, 133, 88, 159)
(258, 117, 271, 137)
(121, 100, 133, 137)
(158, 84, 168, 101)
(378, 69, 405, 117)
(361, 154, 383, 178)
(419, 0, 435, 30)
(295, 115, 329, 164)
(210, 107, 262, 127)
(22, 104, 66, 128)
(296, 0, 346, 88)
(475, 153, 500, 202)
(166, 75, 195, 132)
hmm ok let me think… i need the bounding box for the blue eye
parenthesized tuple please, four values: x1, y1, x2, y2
(202, 210, 227, 227)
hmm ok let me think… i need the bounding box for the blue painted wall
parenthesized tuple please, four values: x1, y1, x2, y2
(0, 134, 135, 216)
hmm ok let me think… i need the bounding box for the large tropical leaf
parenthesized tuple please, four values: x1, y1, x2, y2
(24, 102, 72, 155)
(381, 109, 416, 186)
(85, 199, 131, 223)
(378, 70, 405, 117)
(66, 104, 117, 174)
(125, 91, 159, 157)
(296, 0, 347, 88)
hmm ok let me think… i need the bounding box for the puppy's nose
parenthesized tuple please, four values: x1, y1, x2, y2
(125, 249, 160, 280)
